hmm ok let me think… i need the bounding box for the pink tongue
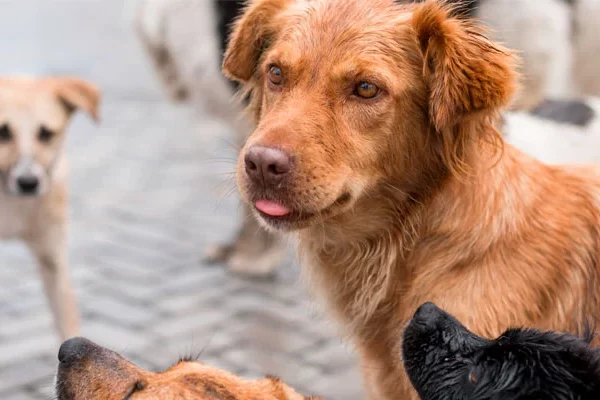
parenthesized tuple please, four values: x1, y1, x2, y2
(255, 200, 291, 216)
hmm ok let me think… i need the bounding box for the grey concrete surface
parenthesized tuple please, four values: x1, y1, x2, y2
(0, 1, 364, 399)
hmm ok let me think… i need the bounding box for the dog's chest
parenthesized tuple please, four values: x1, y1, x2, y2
(0, 196, 35, 240)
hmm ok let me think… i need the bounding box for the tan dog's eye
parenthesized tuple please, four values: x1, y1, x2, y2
(268, 65, 283, 85)
(0, 124, 12, 142)
(38, 126, 55, 143)
(354, 82, 379, 99)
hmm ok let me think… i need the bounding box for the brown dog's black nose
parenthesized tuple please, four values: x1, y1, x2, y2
(58, 337, 97, 365)
(244, 146, 292, 187)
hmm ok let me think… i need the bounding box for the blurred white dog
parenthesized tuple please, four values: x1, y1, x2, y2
(478, 0, 600, 109)
(504, 98, 600, 164)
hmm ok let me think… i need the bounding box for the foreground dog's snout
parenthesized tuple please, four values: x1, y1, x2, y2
(244, 146, 292, 187)
(16, 175, 40, 195)
(413, 302, 443, 327)
(58, 337, 98, 366)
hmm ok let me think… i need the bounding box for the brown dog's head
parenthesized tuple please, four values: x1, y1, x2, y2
(0, 77, 100, 196)
(55, 337, 316, 400)
(224, 0, 517, 231)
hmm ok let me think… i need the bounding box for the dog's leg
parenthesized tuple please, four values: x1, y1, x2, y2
(205, 202, 287, 278)
(134, 3, 189, 102)
(204, 92, 287, 277)
(139, 39, 189, 102)
(27, 225, 79, 341)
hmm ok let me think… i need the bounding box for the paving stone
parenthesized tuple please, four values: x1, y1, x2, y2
(0, 333, 57, 369)
(1, 390, 45, 400)
(82, 293, 157, 327)
(80, 320, 151, 353)
(304, 338, 358, 372)
(0, 356, 55, 393)
(152, 307, 232, 339)
(0, 313, 52, 339)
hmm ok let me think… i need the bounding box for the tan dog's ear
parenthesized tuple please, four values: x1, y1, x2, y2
(223, 0, 290, 82)
(412, 1, 518, 131)
(49, 78, 101, 122)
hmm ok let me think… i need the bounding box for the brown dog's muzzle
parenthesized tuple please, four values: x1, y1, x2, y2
(56, 337, 143, 400)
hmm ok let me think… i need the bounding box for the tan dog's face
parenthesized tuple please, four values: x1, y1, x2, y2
(224, 0, 516, 231)
(0, 78, 99, 196)
(55, 338, 315, 400)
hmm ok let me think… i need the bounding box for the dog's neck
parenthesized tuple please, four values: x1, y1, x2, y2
(298, 132, 546, 337)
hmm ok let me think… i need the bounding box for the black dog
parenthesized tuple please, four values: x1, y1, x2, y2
(402, 303, 600, 399)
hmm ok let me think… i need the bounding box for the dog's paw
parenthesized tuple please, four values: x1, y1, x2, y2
(227, 244, 286, 279)
(204, 242, 235, 264)
(203, 235, 286, 278)
(204, 203, 286, 278)
(169, 85, 189, 102)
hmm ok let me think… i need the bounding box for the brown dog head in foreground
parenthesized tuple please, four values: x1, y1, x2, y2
(0, 77, 99, 196)
(55, 337, 317, 400)
(224, 0, 516, 231)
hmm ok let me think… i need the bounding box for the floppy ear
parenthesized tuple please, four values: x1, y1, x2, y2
(222, 0, 290, 82)
(412, 1, 518, 131)
(49, 77, 101, 122)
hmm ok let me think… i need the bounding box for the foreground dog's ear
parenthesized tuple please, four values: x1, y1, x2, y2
(49, 78, 101, 122)
(412, 1, 517, 131)
(223, 0, 290, 82)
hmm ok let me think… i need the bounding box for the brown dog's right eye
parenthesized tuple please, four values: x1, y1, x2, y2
(0, 124, 12, 142)
(268, 65, 283, 85)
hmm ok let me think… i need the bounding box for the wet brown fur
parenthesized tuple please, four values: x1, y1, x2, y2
(224, 0, 600, 399)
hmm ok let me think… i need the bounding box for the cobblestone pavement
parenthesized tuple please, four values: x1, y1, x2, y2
(0, 1, 363, 399)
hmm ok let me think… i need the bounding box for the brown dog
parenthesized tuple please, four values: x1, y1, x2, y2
(55, 337, 317, 400)
(0, 77, 100, 340)
(224, 0, 600, 398)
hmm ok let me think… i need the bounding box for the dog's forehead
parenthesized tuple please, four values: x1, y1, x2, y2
(279, 0, 413, 52)
(0, 79, 70, 130)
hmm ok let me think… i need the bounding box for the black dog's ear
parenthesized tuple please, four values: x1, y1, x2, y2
(223, 0, 291, 82)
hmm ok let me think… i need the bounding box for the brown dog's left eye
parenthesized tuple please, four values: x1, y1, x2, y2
(354, 82, 379, 99)
(268, 65, 283, 85)
(38, 126, 55, 143)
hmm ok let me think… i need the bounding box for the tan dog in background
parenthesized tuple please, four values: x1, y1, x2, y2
(55, 337, 318, 399)
(0, 77, 100, 340)
(225, 0, 600, 399)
